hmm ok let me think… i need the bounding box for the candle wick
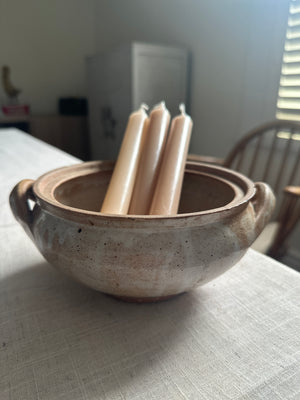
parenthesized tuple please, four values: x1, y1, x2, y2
(179, 103, 186, 115)
(153, 101, 166, 110)
(140, 103, 149, 111)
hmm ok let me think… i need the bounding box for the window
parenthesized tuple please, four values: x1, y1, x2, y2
(277, 0, 300, 126)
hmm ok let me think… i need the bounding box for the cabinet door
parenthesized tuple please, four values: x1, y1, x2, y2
(30, 116, 88, 160)
(132, 43, 188, 116)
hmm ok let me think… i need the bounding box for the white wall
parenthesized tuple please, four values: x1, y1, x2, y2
(94, 0, 290, 157)
(0, 0, 290, 156)
(0, 0, 95, 114)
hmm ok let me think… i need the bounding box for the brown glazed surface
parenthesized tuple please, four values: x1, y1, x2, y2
(9, 161, 275, 302)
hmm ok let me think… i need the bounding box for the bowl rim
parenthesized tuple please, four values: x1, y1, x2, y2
(31, 160, 256, 226)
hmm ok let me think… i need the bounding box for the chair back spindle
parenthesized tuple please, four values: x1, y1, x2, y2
(275, 132, 293, 193)
(248, 134, 264, 178)
(288, 146, 300, 186)
(262, 131, 279, 182)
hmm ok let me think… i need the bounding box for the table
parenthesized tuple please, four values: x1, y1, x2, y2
(1, 129, 299, 400)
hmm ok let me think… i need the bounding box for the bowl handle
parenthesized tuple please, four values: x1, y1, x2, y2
(9, 179, 36, 239)
(252, 182, 276, 237)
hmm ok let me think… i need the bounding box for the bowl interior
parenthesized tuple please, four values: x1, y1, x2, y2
(54, 169, 236, 214)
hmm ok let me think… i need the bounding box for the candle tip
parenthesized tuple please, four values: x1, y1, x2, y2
(152, 101, 166, 111)
(140, 103, 149, 111)
(179, 103, 186, 115)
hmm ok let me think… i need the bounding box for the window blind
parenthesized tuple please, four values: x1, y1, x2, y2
(277, 0, 300, 121)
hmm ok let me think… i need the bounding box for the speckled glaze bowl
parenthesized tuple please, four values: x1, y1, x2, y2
(10, 161, 275, 302)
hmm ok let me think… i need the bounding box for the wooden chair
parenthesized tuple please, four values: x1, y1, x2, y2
(188, 120, 300, 260)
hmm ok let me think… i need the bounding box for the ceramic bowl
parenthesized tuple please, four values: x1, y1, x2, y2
(10, 161, 275, 302)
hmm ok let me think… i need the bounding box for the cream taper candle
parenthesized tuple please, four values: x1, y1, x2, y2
(101, 104, 149, 214)
(129, 102, 170, 215)
(149, 104, 193, 215)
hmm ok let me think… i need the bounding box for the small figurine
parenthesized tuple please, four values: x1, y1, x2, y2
(2, 65, 21, 101)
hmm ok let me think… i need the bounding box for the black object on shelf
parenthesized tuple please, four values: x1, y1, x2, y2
(58, 97, 88, 116)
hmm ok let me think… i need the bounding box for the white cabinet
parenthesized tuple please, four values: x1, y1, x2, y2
(87, 42, 189, 160)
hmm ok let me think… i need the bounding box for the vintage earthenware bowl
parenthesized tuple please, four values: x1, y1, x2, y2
(10, 161, 275, 302)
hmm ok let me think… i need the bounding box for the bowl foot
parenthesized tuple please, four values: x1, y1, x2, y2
(109, 293, 184, 303)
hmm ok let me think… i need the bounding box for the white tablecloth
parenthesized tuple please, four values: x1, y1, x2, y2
(1, 129, 299, 400)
